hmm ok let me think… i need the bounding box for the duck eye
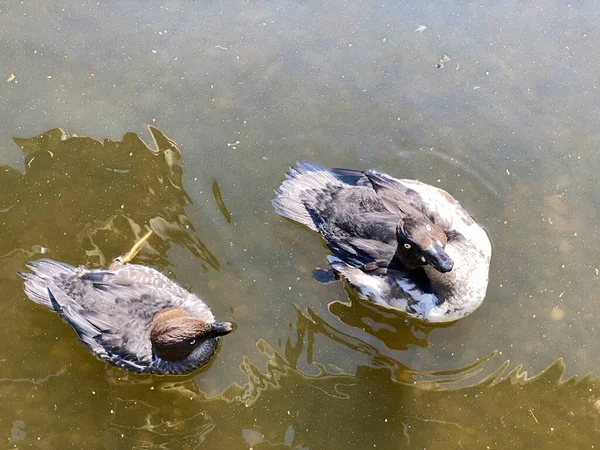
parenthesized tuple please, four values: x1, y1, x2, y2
(404, 243, 411, 249)
(189, 339, 196, 346)
(426, 224, 431, 231)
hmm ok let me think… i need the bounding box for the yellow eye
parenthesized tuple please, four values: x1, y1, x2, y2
(404, 243, 411, 249)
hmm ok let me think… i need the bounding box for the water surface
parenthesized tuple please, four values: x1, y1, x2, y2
(1, 0, 600, 448)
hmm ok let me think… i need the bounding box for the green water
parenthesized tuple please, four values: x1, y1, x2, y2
(2, 0, 600, 448)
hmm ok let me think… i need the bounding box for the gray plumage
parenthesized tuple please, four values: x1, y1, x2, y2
(20, 259, 223, 374)
(273, 162, 492, 323)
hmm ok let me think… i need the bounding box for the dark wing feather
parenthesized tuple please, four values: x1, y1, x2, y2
(363, 170, 452, 229)
(306, 207, 402, 270)
(47, 287, 103, 338)
(331, 168, 426, 217)
(327, 237, 406, 273)
(361, 170, 422, 214)
(330, 168, 372, 186)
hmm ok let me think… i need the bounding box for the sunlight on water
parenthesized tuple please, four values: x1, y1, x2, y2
(1, 127, 217, 274)
(2, 0, 600, 447)
(0, 120, 598, 447)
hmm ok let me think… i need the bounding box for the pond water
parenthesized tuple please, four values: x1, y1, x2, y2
(1, 0, 600, 448)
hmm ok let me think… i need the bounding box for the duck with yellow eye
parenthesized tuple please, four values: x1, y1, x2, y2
(394, 215, 454, 274)
(19, 231, 233, 375)
(273, 162, 492, 323)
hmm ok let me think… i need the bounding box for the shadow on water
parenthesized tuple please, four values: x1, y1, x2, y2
(0, 127, 218, 277)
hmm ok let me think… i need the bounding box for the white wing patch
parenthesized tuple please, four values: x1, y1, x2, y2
(327, 256, 387, 301)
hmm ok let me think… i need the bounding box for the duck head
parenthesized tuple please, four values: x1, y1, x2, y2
(395, 215, 454, 273)
(150, 308, 233, 361)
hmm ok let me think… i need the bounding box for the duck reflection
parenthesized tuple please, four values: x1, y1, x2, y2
(282, 301, 484, 385)
(0, 126, 218, 277)
(311, 261, 446, 354)
(97, 337, 599, 449)
(66, 299, 597, 449)
(328, 286, 451, 351)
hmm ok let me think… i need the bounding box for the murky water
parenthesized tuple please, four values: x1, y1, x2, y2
(2, 0, 600, 448)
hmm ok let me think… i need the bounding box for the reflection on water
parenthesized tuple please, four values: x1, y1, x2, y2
(5, 292, 591, 450)
(312, 262, 452, 353)
(220, 342, 599, 449)
(0, 127, 218, 275)
(328, 287, 447, 351)
(0, 127, 598, 447)
(2, 0, 600, 442)
(212, 180, 231, 224)
(283, 304, 494, 390)
(2, 301, 599, 448)
(0, 120, 597, 445)
(31, 339, 596, 449)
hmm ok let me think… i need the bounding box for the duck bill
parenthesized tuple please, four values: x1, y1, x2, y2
(210, 321, 234, 337)
(423, 243, 454, 273)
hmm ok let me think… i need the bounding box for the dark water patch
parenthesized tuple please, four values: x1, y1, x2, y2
(0, 127, 219, 276)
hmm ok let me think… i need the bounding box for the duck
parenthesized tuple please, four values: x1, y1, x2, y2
(19, 231, 233, 375)
(272, 162, 492, 323)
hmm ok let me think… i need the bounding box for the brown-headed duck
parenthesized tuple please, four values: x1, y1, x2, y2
(19, 232, 233, 374)
(273, 162, 492, 323)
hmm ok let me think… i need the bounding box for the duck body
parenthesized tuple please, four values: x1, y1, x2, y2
(273, 162, 492, 323)
(20, 260, 231, 374)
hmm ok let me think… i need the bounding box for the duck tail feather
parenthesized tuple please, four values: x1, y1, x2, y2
(272, 161, 341, 231)
(329, 168, 371, 186)
(25, 258, 76, 274)
(20, 273, 54, 308)
(19, 259, 76, 309)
